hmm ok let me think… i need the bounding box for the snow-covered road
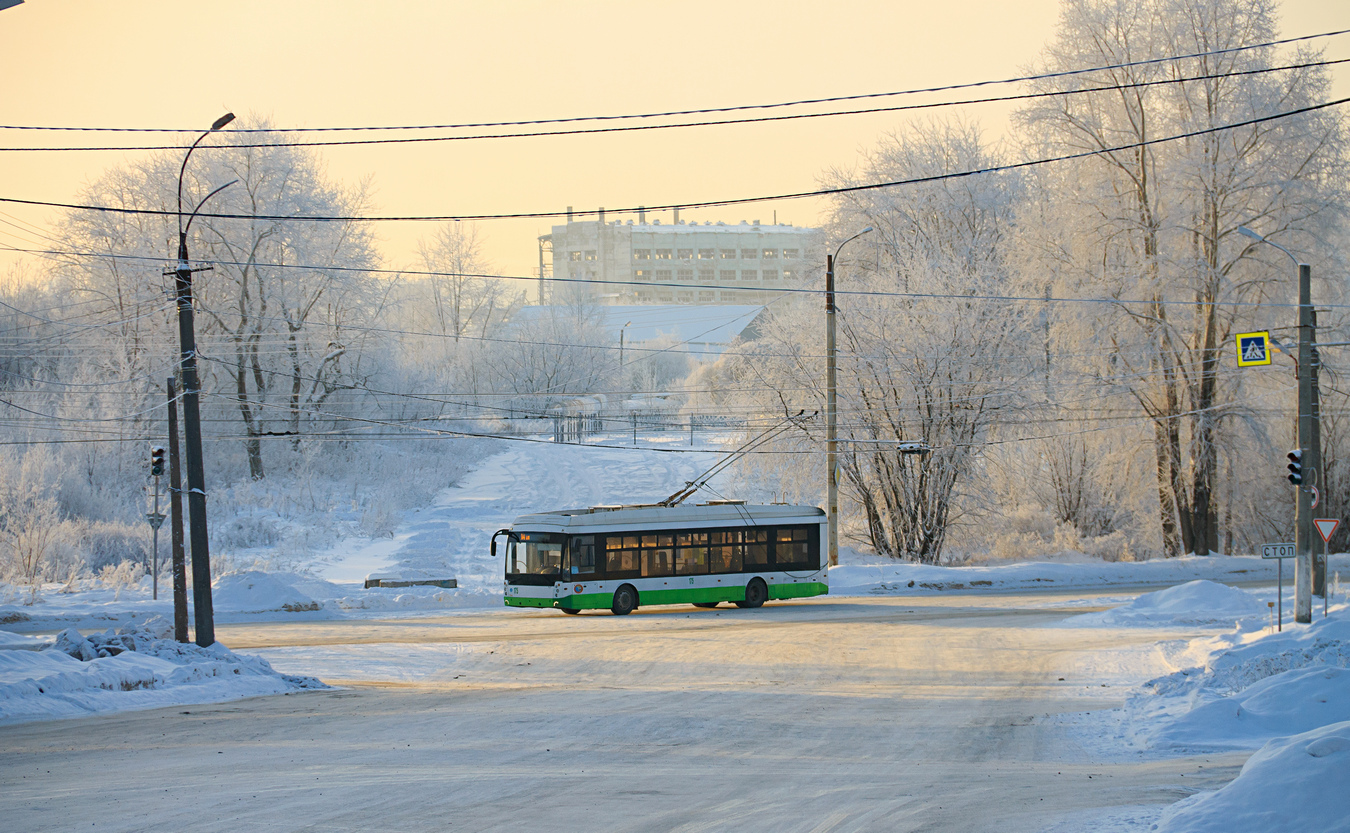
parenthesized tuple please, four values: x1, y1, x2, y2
(0, 594, 1247, 833)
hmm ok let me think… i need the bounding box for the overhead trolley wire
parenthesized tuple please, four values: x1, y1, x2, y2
(3, 240, 1344, 313)
(0, 59, 1343, 153)
(1, 28, 1343, 138)
(1, 95, 1344, 223)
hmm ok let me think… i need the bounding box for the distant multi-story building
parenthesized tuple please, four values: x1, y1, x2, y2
(539, 211, 820, 305)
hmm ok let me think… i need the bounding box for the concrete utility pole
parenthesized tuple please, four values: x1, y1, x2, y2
(1240, 227, 1316, 623)
(173, 112, 235, 646)
(166, 378, 189, 644)
(1296, 261, 1315, 623)
(1311, 309, 1325, 597)
(825, 228, 872, 568)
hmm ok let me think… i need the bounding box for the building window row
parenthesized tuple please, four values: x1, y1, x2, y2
(631, 266, 800, 286)
(576, 246, 802, 266)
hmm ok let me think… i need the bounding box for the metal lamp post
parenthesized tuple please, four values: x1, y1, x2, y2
(826, 227, 873, 568)
(1238, 225, 1317, 624)
(619, 320, 633, 368)
(174, 112, 235, 646)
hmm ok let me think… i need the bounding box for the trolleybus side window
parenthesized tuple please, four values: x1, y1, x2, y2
(641, 534, 675, 578)
(773, 526, 816, 570)
(676, 532, 710, 574)
(570, 535, 596, 575)
(709, 530, 740, 573)
(744, 528, 770, 568)
(606, 535, 640, 577)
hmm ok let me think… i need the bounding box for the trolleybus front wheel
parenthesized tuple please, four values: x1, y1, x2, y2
(560, 607, 581, 615)
(692, 602, 719, 608)
(735, 578, 767, 609)
(611, 585, 638, 616)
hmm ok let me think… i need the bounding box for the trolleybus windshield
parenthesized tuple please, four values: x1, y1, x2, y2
(506, 532, 566, 577)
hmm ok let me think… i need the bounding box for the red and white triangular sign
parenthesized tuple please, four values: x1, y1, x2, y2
(1314, 518, 1340, 544)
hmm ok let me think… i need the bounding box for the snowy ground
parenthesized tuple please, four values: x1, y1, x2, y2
(4, 435, 1350, 830)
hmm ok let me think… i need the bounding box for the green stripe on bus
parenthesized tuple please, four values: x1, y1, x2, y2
(554, 582, 828, 611)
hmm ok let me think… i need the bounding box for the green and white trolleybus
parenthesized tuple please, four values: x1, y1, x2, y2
(494, 501, 827, 614)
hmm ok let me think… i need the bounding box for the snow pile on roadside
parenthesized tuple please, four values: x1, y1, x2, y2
(0, 630, 49, 650)
(0, 617, 326, 726)
(1154, 665, 1350, 749)
(213, 571, 322, 613)
(1155, 721, 1350, 833)
(1150, 616, 1350, 698)
(828, 555, 1290, 597)
(1119, 614, 1350, 750)
(326, 586, 500, 612)
(1069, 580, 1268, 628)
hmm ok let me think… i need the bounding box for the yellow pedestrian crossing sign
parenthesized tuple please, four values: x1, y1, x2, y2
(1236, 331, 1272, 367)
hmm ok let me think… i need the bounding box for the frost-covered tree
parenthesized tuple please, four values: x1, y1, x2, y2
(413, 222, 510, 344)
(733, 120, 1030, 562)
(479, 298, 614, 414)
(1016, 0, 1344, 555)
(52, 117, 388, 479)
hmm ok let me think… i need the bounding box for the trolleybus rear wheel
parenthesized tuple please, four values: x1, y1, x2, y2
(692, 602, 719, 608)
(560, 607, 581, 615)
(611, 585, 638, 616)
(735, 578, 767, 609)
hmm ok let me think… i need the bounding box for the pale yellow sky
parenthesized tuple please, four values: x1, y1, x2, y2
(1, 0, 1347, 289)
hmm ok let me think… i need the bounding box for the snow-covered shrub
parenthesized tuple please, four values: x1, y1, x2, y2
(97, 561, 145, 591)
(213, 511, 282, 551)
(71, 519, 151, 572)
(360, 496, 401, 538)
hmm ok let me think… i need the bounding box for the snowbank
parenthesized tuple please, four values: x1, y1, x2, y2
(1155, 666, 1350, 749)
(828, 555, 1295, 597)
(1109, 612, 1350, 749)
(1149, 615, 1350, 698)
(0, 630, 49, 650)
(1068, 580, 1268, 628)
(1155, 721, 1350, 833)
(0, 618, 326, 726)
(213, 571, 322, 614)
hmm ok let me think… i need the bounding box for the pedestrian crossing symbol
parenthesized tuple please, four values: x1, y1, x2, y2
(1236, 331, 1272, 367)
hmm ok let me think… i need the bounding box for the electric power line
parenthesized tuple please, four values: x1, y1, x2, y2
(0, 96, 1344, 223)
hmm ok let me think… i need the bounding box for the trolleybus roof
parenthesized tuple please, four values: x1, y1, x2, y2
(508, 503, 823, 534)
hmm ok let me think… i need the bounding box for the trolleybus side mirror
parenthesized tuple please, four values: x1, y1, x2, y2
(491, 529, 512, 558)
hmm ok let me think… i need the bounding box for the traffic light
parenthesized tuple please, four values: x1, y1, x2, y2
(1287, 449, 1303, 485)
(150, 445, 166, 478)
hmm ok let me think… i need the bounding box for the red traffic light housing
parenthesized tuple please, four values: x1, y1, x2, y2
(1287, 449, 1303, 485)
(150, 445, 167, 478)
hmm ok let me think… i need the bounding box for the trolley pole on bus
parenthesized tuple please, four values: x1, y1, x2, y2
(825, 228, 871, 568)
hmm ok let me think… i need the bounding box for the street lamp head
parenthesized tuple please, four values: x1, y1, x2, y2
(861, 227, 873, 234)
(1237, 225, 1302, 266)
(211, 112, 236, 131)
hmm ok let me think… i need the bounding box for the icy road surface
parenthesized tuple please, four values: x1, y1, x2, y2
(0, 594, 1247, 833)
